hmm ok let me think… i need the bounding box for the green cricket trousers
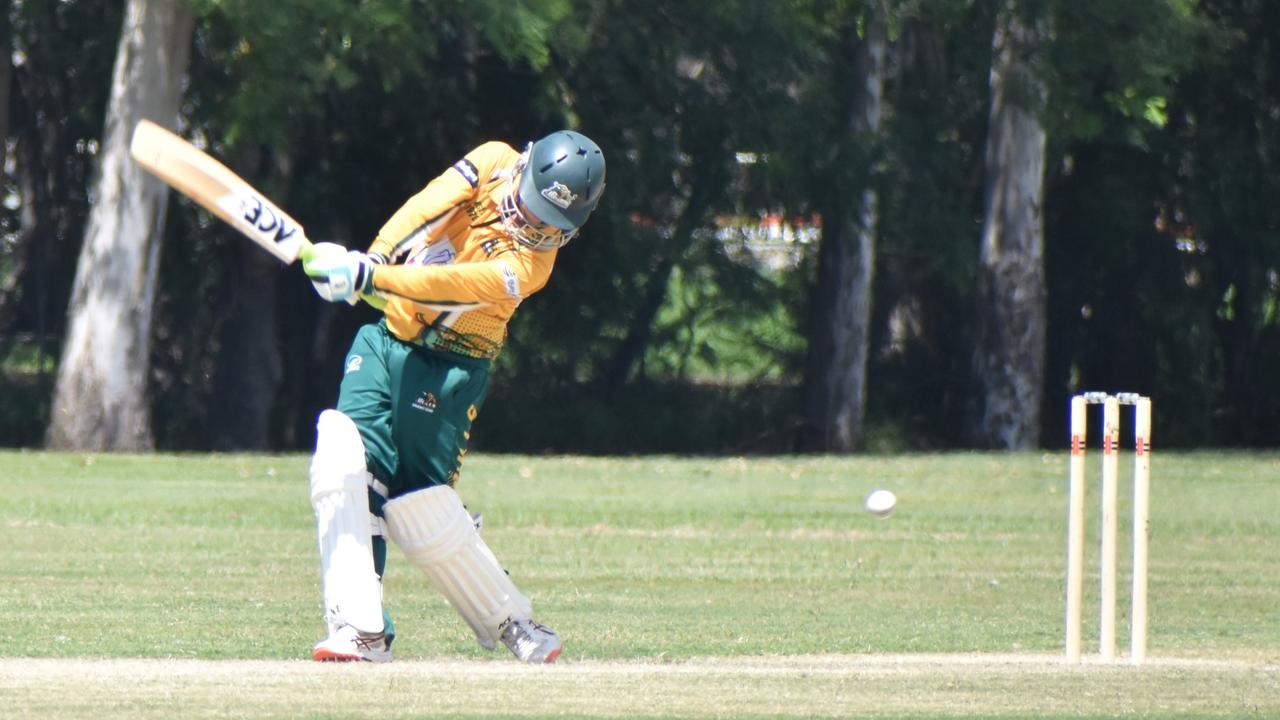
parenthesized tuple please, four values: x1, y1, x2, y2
(334, 320, 491, 641)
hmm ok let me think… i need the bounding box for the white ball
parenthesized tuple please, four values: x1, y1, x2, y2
(865, 489, 897, 518)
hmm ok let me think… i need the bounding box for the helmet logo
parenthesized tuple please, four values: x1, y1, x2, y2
(540, 182, 578, 209)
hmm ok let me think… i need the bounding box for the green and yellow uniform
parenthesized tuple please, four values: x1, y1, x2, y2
(337, 141, 563, 594)
(368, 141, 556, 361)
(336, 143, 561, 637)
(304, 130, 603, 662)
(342, 141, 554, 495)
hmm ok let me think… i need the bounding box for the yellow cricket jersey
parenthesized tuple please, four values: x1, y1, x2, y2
(364, 141, 556, 359)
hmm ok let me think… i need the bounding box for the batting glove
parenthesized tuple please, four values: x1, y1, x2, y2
(303, 242, 375, 304)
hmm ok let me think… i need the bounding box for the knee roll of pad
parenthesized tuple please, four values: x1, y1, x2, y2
(311, 410, 369, 500)
(384, 485, 532, 651)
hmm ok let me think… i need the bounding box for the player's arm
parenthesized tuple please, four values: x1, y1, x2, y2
(306, 142, 519, 304)
(368, 142, 513, 262)
(369, 254, 552, 311)
(304, 241, 551, 308)
(302, 166, 476, 304)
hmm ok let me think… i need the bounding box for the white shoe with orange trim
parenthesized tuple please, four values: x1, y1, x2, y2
(312, 624, 392, 663)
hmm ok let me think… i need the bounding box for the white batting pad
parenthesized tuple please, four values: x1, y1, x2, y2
(310, 410, 384, 634)
(383, 485, 532, 650)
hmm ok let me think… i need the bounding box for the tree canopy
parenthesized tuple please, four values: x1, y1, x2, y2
(1, 0, 1277, 452)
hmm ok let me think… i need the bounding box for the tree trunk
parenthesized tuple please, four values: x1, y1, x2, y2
(973, 3, 1049, 449)
(802, 18, 886, 453)
(46, 0, 194, 450)
(598, 184, 711, 394)
(599, 254, 676, 391)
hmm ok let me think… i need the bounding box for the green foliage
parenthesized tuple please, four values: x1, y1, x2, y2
(146, 0, 582, 448)
(6, 0, 1280, 453)
(2, 0, 123, 326)
(463, 0, 576, 71)
(190, 0, 438, 146)
(187, 0, 576, 148)
(644, 242, 805, 384)
(1043, 0, 1280, 446)
(499, 0, 826, 394)
(1045, 0, 1202, 146)
(1156, 0, 1280, 443)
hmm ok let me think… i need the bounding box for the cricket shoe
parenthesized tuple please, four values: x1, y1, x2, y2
(499, 618, 561, 664)
(312, 624, 393, 663)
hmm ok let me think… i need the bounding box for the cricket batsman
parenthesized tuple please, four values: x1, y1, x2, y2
(300, 130, 606, 663)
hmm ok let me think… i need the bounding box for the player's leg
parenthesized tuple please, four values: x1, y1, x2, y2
(384, 350, 561, 663)
(310, 324, 395, 662)
(383, 485, 561, 663)
(335, 323, 404, 650)
(309, 408, 390, 662)
(390, 354, 491, 491)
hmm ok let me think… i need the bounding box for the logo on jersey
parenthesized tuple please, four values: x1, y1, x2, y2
(453, 158, 480, 187)
(412, 391, 438, 414)
(501, 263, 521, 299)
(345, 355, 363, 374)
(409, 240, 456, 266)
(540, 182, 578, 209)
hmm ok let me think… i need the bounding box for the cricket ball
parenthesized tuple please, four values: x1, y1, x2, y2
(864, 489, 897, 518)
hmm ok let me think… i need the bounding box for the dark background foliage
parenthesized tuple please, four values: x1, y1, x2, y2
(2, 0, 1277, 452)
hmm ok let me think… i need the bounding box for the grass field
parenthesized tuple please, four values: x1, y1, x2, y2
(1, 449, 1277, 718)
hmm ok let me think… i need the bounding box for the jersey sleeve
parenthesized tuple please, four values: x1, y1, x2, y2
(369, 252, 554, 311)
(367, 142, 515, 260)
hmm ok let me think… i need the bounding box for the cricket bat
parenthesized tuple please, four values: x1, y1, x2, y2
(129, 119, 311, 264)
